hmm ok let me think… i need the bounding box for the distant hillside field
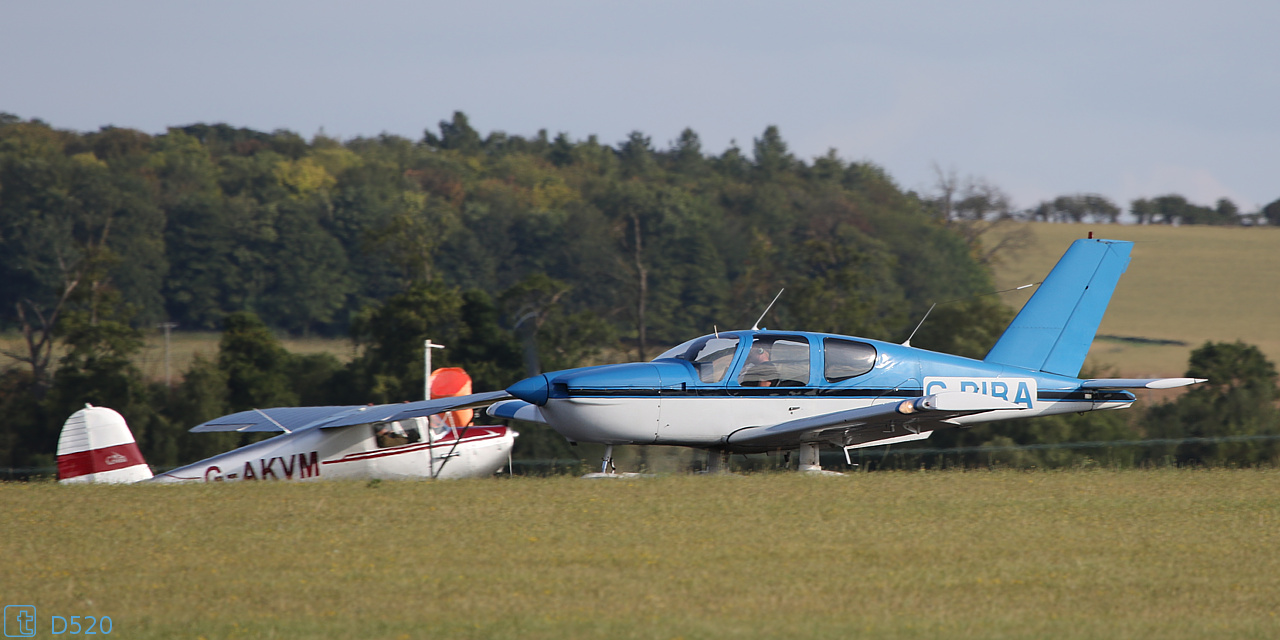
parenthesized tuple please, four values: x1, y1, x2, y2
(0, 331, 356, 384)
(986, 223, 1280, 377)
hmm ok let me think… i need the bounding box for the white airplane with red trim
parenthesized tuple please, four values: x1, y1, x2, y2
(56, 368, 516, 484)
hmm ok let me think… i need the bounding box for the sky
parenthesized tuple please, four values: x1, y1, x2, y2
(2, 0, 1275, 212)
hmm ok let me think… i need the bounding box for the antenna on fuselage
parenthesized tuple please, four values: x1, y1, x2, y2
(900, 282, 1040, 347)
(752, 288, 785, 331)
(901, 303, 936, 348)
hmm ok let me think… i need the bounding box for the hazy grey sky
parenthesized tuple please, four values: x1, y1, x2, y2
(3, 0, 1275, 210)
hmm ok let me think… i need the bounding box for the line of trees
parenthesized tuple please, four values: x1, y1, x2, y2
(1, 113, 1002, 347)
(927, 168, 1279, 226)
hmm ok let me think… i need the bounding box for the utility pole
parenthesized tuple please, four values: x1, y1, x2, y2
(156, 322, 178, 388)
(424, 339, 445, 400)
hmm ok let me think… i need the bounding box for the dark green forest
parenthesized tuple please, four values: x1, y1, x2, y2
(2, 112, 1277, 474)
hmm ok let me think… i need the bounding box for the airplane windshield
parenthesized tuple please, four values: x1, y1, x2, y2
(654, 335, 741, 383)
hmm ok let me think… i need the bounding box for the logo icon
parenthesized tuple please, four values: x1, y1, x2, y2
(104, 453, 127, 466)
(3, 605, 36, 637)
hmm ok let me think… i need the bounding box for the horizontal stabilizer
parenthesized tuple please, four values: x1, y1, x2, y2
(487, 399, 548, 423)
(190, 391, 511, 433)
(725, 392, 1025, 449)
(985, 239, 1133, 377)
(1080, 378, 1207, 390)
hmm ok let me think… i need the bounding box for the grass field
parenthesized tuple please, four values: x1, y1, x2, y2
(0, 330, 358, 385)
(986, 223, 1280, 378)
(0, 330, 633, 386)
(4, 470, 1279, 639)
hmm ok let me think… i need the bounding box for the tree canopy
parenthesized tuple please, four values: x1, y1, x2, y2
(1, 112, 1004, 351)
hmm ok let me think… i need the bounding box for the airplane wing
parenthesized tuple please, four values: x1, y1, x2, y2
(487, 399, 548, 423)
(189, 391, 511, 433)
(724, 392, 1026, 450)
(1079, 378, 1206, 389)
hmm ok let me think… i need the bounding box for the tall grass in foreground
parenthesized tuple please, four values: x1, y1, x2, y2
(3, 470, 1278, 639)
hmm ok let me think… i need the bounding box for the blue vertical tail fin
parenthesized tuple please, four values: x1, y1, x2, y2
(984, 238, 1133, 378)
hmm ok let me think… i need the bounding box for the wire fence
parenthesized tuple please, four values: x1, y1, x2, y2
(1, 459, 590, 481)
(845, 433, 1280, 459)
(832, 434, 1280, 471)
(7, 434, 1280, 480)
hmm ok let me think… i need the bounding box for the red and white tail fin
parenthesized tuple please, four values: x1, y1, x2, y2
(57, 405, 153, 484)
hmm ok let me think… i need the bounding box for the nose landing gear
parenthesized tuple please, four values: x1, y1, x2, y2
(581, 444, 646, 478)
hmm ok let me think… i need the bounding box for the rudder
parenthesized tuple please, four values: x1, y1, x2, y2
(57, 405, 153, 483)
(985, 238, 1132, 377)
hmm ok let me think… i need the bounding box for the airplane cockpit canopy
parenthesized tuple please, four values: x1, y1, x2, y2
(656, 332, 880, 388)
(655, 334, 741, 383)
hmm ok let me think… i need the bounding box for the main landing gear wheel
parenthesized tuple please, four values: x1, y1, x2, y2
(704, 448, 728, 474)
(799, 442, 843, 475)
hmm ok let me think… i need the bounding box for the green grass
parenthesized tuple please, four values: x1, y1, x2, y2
(986, 223, 1280, 377)
(4, 470, 1279, 639)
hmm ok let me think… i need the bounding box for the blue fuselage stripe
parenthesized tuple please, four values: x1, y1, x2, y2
(552, 389, 1133, 402)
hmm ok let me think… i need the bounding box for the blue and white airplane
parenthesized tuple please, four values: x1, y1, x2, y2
(486, 237, 1204, 473)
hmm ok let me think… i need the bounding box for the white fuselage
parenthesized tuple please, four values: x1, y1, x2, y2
(540, 394, 1130, 448)
(152, 421, 515, 483)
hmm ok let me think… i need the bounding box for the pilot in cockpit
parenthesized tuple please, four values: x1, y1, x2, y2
(375, 423, 410, 448)
(739, 344, 779, 387)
